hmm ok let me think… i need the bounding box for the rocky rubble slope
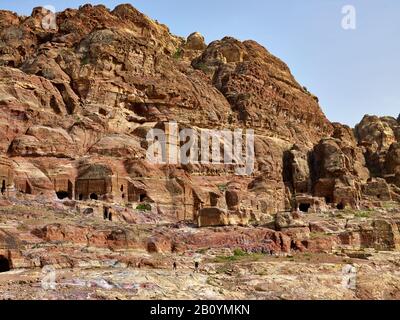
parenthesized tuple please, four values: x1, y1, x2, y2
(1, 202, 400, 300)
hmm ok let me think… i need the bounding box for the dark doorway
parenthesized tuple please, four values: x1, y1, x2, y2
(0, 256, 10, 272)
(139, 194, 146, 202)
(1, 180, 5, 194)
(103, 207, 109, 220)
(109, 212, 113, 221)
(56, 191, 69, 200)
(325, 196, 332, 204)
(79, 194, 83, 201)
(68, 180, 74, 200)
(26, 181, 32, 194)
(337, 203, 345, 210)
(120, 185, 124, 192)
(210, 192, 219, 207)
(90, 193, 98, 200)
(299, 203, 311, 213)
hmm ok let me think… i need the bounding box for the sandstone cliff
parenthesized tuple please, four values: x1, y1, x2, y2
(0, 4, 398, 228)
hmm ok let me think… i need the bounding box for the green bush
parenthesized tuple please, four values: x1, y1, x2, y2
(217, 184, 227, 192)
(136, 203, 152, 211)
(213, 249, 265, 263)
(233, 248, 247, 256)
(81, 55, 90, 65)
(195, 62, 212, 73)
(354, 211, 371, 218)
(173, 48, 183, 60)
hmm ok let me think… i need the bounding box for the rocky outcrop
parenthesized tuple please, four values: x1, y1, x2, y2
(192, 37, 332, 145)
(356, 115, 400, 177)
(385, 142, 400, 175)
(32, 223, 143, 249)
(9, 125, 77, 157)
(197, 207, 250, 227)
(339, 218, 400, 251)
(283, 123, 372, 210)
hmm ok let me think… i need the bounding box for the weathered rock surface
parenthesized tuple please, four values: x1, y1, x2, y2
(0, 4, 398, 226)
(0, 3, 400, 301)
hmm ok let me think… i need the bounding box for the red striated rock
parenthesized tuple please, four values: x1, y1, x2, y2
(147, 236, 172, 253)
(172, 227, 294, 253)
(32, 224, 89, 244)
(31, 223, 144, 249)
(301, 236, 337, 253)
(338, 218, 400, 251)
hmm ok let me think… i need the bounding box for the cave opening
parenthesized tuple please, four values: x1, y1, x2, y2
(299, 203, 311, 213)
(90, 193, 98, 200)
(139, 194, 146, 202)
(325, 196, 332, 204)
(0, 256, 10, 273)
(56, 191, 70, 200)
(337, 203, 345, 210)
(25, 181, 32, 194)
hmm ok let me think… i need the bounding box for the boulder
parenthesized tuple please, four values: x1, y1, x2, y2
(275, 212, 307, 230)
(197, 207, 250, 227)
(147, 236, 172, 253)
(185, 32, 206, 51)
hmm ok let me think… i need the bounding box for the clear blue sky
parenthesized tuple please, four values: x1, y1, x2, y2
(2, 1, 399, 126)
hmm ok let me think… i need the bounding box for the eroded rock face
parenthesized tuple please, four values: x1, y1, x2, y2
(385, 143, 400, 175)
(197, 207, 250, 227)
(192, 37, 332, 145)
(9, 126, 77, 157)
(0, 4, 398, 228)
(0, 4, 336, 225)
(308, 124, 371, 209)
(2, 5, 400, 302)
(339, 218, 400, 251)
(362, 178, 392, 201)
(283, 145, 311, 195)
(356, 115, 400, 176)
(185, 32, 206, 51)
(356, 116, 399, 153)
(32, 223, 143, 249)
(275, 212, 307, 232)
